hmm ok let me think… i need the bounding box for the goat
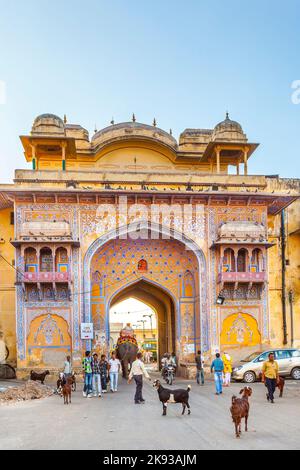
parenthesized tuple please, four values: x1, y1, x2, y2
(153, 379, 191, 416)
(30, 370, 50, 385)
(57, 373, 76, 395)
(259, 373, 285, 397)
(62, 377, 72, 405)
(70, 373, 76, 392)
(57, 373, 66, 396)
(275, 376, 285, 398)
(230, 386, 252, 438)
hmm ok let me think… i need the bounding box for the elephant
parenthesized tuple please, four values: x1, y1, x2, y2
(116, 340, 138, 379)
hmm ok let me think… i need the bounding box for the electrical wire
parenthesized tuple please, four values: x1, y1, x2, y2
(0, 253, 25, 279)
(0, 253, 195, 299)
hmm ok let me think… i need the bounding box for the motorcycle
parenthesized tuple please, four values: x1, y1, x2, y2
(165, 364, 175, 385)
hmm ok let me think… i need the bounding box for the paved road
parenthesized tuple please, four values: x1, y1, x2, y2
(0, 375, 300, 450)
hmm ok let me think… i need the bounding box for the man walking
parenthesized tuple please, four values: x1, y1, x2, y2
(91, 353, 102, 397)
(63, 355, 72, 380)
(222, 351, 232, 387)
(100, 354, 109, 393)
(108, 351, 121, 393)
(262, 352, 279, 404)
(82, 350, 93, 398)
(210, 353, 224, 395)
(195, 350, 205, 385)
(128, 352, 151, 404)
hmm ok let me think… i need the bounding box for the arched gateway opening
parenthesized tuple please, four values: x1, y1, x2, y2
(83, 223, 208, 372)
(109, 279, 176, 366)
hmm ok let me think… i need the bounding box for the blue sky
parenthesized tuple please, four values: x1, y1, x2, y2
(0, 0, 299, 181)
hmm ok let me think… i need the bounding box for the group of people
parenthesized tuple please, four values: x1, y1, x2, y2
(143, 350, 154, 364)
(195, 350, 232, 391)
(81, 350, 121, 398)
(210, 350, 280, 403)
(63, 348, 280, 405)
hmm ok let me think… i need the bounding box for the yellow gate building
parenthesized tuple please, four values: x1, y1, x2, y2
(0, 113, 299, 376)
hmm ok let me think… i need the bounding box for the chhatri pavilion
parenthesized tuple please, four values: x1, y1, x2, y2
(0, 112, 299, 376)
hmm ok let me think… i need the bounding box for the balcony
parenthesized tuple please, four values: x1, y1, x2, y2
(217, 271, 267, 284)
(23, 272, 71, 283)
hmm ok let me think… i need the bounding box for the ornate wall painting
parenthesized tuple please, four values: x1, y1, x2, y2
(220, 313, 261, 347)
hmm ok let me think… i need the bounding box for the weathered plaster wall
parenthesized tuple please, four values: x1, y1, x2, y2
(0, 208, 16, 365)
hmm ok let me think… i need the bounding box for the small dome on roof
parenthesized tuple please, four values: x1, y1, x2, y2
(31, 113, 65, 136)
(212, 113, 246, 142)
(214, 113, 243, 133)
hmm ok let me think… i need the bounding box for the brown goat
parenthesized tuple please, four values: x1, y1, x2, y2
(259, 373, 285, 398)
(70, 373, 76, 392)
(230, 386, 252, 438)
(62, 377, 72, 405)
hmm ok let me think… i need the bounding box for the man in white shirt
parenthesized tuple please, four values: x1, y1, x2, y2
(63, 355, 72, 379)
(128, 352, 151, 404)
(108, 351, 121, 392)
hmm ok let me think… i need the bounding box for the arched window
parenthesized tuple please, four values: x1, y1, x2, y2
(223, 248, 235, 272)
(40, 247, 53, 272)
(55, 247, 69, 272)
(237, 248, 247, 272)
(251, 248, 263, 272)
(91, 270, 103, 297)
(24, 247, 38, 272)
(182, 271, 194, 297)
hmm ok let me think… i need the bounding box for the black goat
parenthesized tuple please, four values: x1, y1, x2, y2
(153, 379, 191, 416)
(30, 370, 50, 385)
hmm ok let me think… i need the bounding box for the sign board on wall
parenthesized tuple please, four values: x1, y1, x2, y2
(81, 323, 94, 340)
(184, 343, 195, 354)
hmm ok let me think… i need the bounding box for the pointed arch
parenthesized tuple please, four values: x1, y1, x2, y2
(82, 220, 209, 352)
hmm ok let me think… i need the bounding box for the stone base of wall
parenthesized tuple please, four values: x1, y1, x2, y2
(179, 362, 197, 379)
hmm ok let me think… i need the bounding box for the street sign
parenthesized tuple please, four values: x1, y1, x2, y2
(81, 323, 94, 340)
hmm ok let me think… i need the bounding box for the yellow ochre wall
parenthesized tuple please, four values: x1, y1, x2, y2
(0, 208, 16, 365)
(268, 199, 300, 349)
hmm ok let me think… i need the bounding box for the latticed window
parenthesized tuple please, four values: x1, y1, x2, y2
(237, 249, 247, 272)
(40, 248, 53, 272)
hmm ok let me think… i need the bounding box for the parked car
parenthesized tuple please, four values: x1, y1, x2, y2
(232, 349, 300, 383)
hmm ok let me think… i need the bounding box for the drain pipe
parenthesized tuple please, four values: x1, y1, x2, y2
(289, 290, 294, 348)
(281, 210, 288, 345)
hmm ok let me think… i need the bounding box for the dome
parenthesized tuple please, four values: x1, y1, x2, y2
(212, 113, 246, 142)
(91, 121, 177, 150)
(214, 113, 243, 133)
(31, 113, 65, 136)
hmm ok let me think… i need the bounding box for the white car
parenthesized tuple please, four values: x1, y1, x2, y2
(232, 349, 300, 383)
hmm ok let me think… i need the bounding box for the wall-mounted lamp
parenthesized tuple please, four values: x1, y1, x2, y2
(216, 295, 225, 305)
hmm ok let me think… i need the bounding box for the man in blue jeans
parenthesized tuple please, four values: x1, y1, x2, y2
(195, 350, 205, 385)
(210, 353, 224, 395)
(82, 350, 93, 398)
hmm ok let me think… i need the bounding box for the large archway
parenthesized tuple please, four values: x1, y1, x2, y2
(83, 222, 209, 366)
(109, 279, 176, 365)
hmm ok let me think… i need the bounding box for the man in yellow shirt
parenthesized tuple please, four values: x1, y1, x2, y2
(262, 352, 279, 404)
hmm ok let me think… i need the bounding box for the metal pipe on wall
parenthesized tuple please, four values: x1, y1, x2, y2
(281, 210, 288, 345)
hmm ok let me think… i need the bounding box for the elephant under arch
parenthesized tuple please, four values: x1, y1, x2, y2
(115, 323, 138, 378)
